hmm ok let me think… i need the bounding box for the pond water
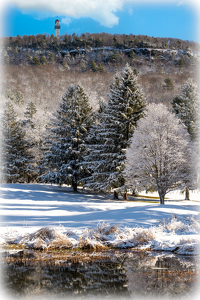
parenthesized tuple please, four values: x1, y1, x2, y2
(1, 249, 199, 299)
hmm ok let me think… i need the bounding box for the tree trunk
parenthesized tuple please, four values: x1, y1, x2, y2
(132, 189, 137, 196)
(72, 181, 78, 192)
(114, 191, 119, 200)
(123, 192, 128, 200)
(185, 187, 190, 200)
(159, 192, 165, 204)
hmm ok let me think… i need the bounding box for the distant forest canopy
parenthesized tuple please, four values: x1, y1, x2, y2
(1, 32, 200, 52)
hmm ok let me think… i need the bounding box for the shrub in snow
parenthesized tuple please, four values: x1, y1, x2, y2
(124, 103, 193, 204)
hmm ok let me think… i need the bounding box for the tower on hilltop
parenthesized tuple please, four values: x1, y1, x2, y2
(55, 17, 60, 39)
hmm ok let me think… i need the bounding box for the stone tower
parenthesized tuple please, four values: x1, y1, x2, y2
(55, 17, 60, 39)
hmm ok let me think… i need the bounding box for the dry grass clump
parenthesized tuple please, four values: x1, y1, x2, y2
(134, 229, 156, 245)
(159, 215, 200, 234)
(176, 237, 197, 254)
(127, 228, 156, 247)
(166, 219, 185, 233)
(31, 238, 47, 250)
(179, 237, 195, 245)
(95, 222, 120, 236)
(28, 227, 55, 242)
(18, 228, 75, 250)
(20, 227, 56, 250)
(48, 234, 73, 250)
(78, 236, 105, 250)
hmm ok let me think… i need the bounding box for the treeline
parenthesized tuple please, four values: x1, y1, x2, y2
(1, 65, 199, 203)
(2, 32, 199, 52)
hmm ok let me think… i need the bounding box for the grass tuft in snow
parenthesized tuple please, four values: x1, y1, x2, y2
(1, 215, 200, 254)
(48, 233, 73, 250)
(158, 214, 200, 234)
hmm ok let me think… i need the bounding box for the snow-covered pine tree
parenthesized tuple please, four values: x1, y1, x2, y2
(40, 84, 94, 191)
(172, 79, 199, 199)
(172, 79, 199, 141)
(1, 102, 33, 183)
(118, 64, 147, 144)
(83, 65, 146, 194)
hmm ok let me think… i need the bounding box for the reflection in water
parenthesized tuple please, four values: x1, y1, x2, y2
(1, 249, 199, 299)
(124, 252, 199, 299)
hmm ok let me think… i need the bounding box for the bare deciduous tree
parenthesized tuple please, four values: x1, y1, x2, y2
(124, 103, 193, 204)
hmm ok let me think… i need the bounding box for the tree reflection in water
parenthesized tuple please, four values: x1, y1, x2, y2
(124, 251, 199, 298)
(1, 249, 199, 299)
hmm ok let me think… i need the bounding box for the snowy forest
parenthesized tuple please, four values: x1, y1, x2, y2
(1, 36, 199, 204)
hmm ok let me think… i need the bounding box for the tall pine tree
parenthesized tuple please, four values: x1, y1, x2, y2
(1, 102, 33, 183)
(172, 79, 199, 199)
(172, 79, 199, 141)
(83, 64, 147, 194)
(41, 84, 94, 191)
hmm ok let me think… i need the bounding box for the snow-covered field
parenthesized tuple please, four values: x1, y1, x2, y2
(0, 183, 200, 255)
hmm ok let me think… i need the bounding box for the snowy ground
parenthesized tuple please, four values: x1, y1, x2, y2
(0, 183, 200, 255)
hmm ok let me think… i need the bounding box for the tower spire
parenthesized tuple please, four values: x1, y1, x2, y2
(55, 17, 60, 40)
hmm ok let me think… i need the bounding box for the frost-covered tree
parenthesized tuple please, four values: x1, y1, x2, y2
(172, 79, 199, 140)
(83, 65, 146, 194)
(41, 85, 94, 191)
(1, 102, 33, 183)
(123, 104, 193, 204)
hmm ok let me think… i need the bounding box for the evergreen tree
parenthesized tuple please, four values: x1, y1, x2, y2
(172, 79, 199, 199)
(164, 77, 174, 89)
(33, 56, 40, 66)
(1, 102, 33, 183)
(41, 56, 47, 65)
(177, 58, 184, 70)
(98, 63, 106, 73)
(172, 79, 199, 140)
(23, 101, 37, 128)
(41, 85, 94, 191)
(129, 49, 136, 60)
(90, 60, 98, 72)
(83, 64, 146, 193)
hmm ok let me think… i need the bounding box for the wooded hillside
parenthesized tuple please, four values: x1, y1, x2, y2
(0, 33, 199, 145)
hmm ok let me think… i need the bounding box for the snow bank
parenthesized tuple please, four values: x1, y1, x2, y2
(1, 215, 200, 255)
(1, 184, 200, 255)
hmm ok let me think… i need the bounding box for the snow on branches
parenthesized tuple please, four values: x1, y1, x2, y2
(172, 79, 199, 141)
(40, 85, 94, 191)
(1, 102, 34, 182)
(124, 103, 194, 204)
(82, 64, 146, 193)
